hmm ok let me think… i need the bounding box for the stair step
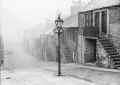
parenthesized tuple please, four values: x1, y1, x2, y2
(106, 49, 117, 51)
(65, 51, 72, 53)
(99, 38, 108, 40)
(105, 49, 116, 52)
(111, 55, 120, 58)
(104, 46, 115, 49)
(64, 55, 72, 57)
(106, 49, 116, 52)
(110, 55, 119, 57)
(113, 59, 120, 62)
(65, 55, 72, 57)
(114, 64, 120, 67)
(113, 61, 120, 64)
(114, 60, 120, 62)
(99, 40, 110, 43)
(111, 56, 120, 60)
(100, 40, 111, 43)
(64, 52, 72, 54)
(109, 52, 118, 55)
(110, 52, 119, 55)
(102, 44, 113, 47)
(114, 62, 120, 65)
(99, 37, 120, 66)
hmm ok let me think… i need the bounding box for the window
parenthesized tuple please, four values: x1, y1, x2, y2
(101, 11, 107, 33)
(84, 12, 93, 27)
(94, 12, 100, 28)
(89, 12, 93, 26)
(85, 14, 89, 27)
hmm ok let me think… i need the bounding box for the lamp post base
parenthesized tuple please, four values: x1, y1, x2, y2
(56, 74, 64, 76)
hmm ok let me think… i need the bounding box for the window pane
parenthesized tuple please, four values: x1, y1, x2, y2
(95, 12, 99, 28)
(85, 14, 89, 27)
(101, 11, 107, 33)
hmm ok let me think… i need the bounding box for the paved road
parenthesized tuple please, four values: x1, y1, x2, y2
(39, 62, 120, 85)
(1, 68, 95, 85)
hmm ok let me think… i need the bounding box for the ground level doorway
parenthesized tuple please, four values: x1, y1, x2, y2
(84, 38, 97, 63)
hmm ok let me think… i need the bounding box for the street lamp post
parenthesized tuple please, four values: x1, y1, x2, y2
(54, 14, 64, 76)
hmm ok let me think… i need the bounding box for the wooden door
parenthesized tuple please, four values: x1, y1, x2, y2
(85, 39, 96, 63)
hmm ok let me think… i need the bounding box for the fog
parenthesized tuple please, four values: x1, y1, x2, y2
(1, 0, 90, 69)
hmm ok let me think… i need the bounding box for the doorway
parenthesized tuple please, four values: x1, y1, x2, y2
(84, 39, 96, 63)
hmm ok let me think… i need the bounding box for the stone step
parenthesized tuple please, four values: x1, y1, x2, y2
(106, 49, 117, 53)
(102, 43, 113, 46)
(114, 64, 120, 67)
(108, 52, 118, 55)
(111, 55, 120, 58)
(110, 52, 119, 56)
(113, 61, 120, 63)
(104, 46, 115, 49)
(112, 57, 120, 60)
(65, 57, 73, 62)
(64, 52, 72, 54)
(100, 40, 111, 43)
(114, 62, 120, 65)
(99, 38, 108, 40)
(64, 51, 71, 54)
(106, 49, 116, 52)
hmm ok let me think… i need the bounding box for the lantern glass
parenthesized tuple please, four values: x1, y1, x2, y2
(57, 20, 63, 28)
(55, 15, 64, 28)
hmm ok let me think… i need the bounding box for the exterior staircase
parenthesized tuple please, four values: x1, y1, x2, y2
(61, 41, 73, 63)
(63, 46, 73, 63)
(99, 36, 120, 68)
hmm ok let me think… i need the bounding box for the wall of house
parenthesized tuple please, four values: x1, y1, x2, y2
(109, 7, 120, 51)
(64, 15, 78, 27)
(77, 35, 109, 66)
(0, 35, 4, 67)
(78, 13, 85, 28)
(61, 28, 79, 63)
(77, 35, 85, 64)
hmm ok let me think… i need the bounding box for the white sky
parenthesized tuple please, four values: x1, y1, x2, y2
(2, 0, 73, 43)
(1, 0, 89, 44)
